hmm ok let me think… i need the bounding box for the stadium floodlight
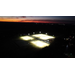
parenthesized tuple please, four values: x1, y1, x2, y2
(39, 31, 41, 33)
(33, 32, 35, 34)
(32, 34, 47, 37)
(32, 34, 55, 40)
(28, 33, 30, 35)
(30, 40, 50, 48)
(38, 36, 55, 40)
(46, 33, 47, 35)
(20, 36, 34, 41)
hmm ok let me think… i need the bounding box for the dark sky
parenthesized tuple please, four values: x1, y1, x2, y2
(0, 16, 75, 23)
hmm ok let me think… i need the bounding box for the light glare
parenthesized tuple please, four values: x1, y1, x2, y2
(20, 36, 34, 41)
(30, 40, 50, 48)
(32, 34, 55, 40)
(32, 34, 48, 37)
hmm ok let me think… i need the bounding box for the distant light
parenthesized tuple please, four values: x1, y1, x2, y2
(28, 33, 30, 35)
(30, 40, 50, 48)
(39, 31, 41, 33)
(46, 33, 47, 35)
(20, 36, 34, 41)
(33, 32, 35, 34)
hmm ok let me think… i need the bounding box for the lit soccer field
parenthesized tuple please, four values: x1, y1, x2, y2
(20, 36, 34, 41)
(30, 40, 50, 48)
(32, 34, 55, 40)
(20, 33, 55, 48)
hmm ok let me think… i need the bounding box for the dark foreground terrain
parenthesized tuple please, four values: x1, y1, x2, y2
(0, 22, 75, 58)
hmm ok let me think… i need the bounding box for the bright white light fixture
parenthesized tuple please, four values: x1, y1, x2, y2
(32, 34, 47, 37)
(30, 40, 50, 48)
(39, 36, 55, 40)
(32, 34, 55, 40)
(20, 36, 34, 41)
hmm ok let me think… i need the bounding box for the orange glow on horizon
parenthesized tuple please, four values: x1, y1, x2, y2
(0, 18, 20, 22)
(0, 17, 63, 23)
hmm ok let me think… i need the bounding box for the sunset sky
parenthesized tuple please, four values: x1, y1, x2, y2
(0, 16, 75, 23)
